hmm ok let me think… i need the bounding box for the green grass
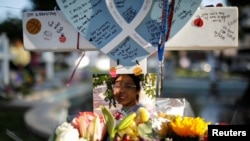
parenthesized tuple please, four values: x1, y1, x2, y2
(0, 108, 44, 141)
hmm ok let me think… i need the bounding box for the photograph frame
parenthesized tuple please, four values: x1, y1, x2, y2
(92, 73, 157, 114)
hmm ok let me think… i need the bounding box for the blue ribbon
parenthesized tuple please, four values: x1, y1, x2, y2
(158, 0, 174, 62)
(157, 0, 174, 97)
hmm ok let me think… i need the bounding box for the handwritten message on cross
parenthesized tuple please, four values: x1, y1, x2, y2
(22, 0, 238, 95)
(23, 0, 238, 65)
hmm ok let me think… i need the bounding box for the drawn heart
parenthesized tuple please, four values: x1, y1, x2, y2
(56, 0, 201, 68)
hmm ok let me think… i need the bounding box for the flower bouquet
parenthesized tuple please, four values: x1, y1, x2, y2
(49, 105, 210, 141)
(151, 112, 210, 141)
(49, 112, 107, 141)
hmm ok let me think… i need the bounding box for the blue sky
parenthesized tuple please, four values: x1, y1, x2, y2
(0, 0, 32, 22)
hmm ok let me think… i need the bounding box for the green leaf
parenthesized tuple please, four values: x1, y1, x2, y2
(100, 106, 116, 139)
(138, 121, 155, 140)
(48, 133, 56, 141)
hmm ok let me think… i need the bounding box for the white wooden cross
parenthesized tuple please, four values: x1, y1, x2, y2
(0, 33, 11, 85)
(22, 7, 238, 74)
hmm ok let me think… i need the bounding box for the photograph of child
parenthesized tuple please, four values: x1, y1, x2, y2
(92, 73, 157, 115)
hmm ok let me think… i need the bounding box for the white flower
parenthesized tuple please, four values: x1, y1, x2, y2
(55, 122, 79, 141)
(151, 117, 169, 131)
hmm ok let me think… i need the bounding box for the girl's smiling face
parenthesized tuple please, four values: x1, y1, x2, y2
(113, 75, 139, 107)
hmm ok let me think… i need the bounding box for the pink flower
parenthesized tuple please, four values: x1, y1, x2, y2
(71, 112, 106, 140)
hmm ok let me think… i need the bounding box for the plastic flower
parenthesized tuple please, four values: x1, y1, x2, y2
(133, 66, 143, 76)
(71, 112, 106, 141)
(109, 67, 117, 78)
(170, 115, 211, 137)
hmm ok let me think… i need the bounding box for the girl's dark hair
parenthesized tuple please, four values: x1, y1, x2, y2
(113, 74, 141, 91)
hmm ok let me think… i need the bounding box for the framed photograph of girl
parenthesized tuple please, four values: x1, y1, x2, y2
(92, 73, 157, 116)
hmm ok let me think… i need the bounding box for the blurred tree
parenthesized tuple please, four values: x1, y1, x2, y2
(30, 0, 58, 10)
(228, 1, 250, 38)
(0, 18, 22, 43)
(228, 1, 250, 113)
(227, 1, 250, 6)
